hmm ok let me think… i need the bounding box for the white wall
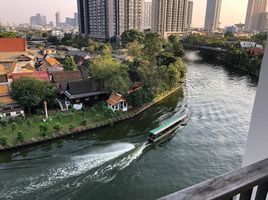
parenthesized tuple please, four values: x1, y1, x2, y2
(243, 36, 268, 166)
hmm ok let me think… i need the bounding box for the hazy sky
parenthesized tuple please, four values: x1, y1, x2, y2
(0, 0, 248, 28)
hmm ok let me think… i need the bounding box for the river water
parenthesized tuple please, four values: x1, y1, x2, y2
(0, 51, 257, 200)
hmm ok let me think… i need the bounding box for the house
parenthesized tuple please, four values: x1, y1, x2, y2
(67, 51, 92, 66)
(0, 85, 24, 119)
(12, 71, 49, 82)
(57, 79, 106, 111)
(0, 38, 35, 69)
(107, 92, 128, 112)
(38, 57, 63, 72)
(51, 70, 84, 91)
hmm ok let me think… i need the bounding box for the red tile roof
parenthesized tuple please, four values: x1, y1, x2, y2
(106, 92, 126, 106)
(0, 38, 27, 52)
(12, 71, 49, 82)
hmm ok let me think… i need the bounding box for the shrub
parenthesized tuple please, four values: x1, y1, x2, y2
(69, 124, 76, 131)
(11, 122, 17, 131)
(53, 123, 62, 132)
(55, 113, 63, 121)
(0, 136, 8, 146)
(81, 112, 86, 118)
(39, 123, 49, 136)
(80, 119, 87, 126)
(26, 119, 32, 126)
(17, 131, 25, 142)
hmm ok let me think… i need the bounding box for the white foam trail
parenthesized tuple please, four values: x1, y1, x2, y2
(0, 143, 136, 199)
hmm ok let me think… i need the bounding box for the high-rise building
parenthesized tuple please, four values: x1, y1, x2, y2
(187, 1, 193, 28)
(152, 0, 189, 38)
(55, 12, 61, 27)
(245, 0, 268, 32)
(29, 13, 47, 26)
(74, 12, 78, 27)
(77, 0, 142, 41)
(142, 0, 152, 30)
(204, 0, 222, 32)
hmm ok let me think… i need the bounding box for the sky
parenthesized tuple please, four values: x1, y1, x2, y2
(0, 0, 249, 28)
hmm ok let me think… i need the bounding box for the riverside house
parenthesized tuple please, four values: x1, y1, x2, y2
(107, 92, 128, 112)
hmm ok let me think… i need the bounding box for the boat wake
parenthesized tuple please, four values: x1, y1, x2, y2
(0, 142, 146, 199)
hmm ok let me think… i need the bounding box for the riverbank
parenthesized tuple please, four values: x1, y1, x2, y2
(0, 83, 184, 152)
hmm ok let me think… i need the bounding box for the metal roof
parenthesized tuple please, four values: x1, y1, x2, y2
(150, 114, 187, 135)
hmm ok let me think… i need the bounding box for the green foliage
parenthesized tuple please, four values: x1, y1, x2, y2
(80, 119, 87, 126)
(61, 33, 73, 46)
(55, 112, 63, 121)
(17, 131, 25, 142)
(143, 32, 164, 63)
(11, 122, 17, 131)
(127, 41, 143, 58)
(53, 123, 63, 132)
(121, 29, 145, 47)
(0, 31, 16, 38)
(11, 78, 56, 112)
(0, 136, 8, 146)
(47, 36, 60, 45)
(39, 123, 49, 136)
(63, 56, 77, 71)
(86, 39, 97, 53)
(252, 32, 267, 45)
(224, 32, 235, 39)
(26, 119, 32, 126)
(99, 43, 112, 57)
(89, 56, 131, 95)
(69, 124, 76, 131)
(127, 88, 154, 107)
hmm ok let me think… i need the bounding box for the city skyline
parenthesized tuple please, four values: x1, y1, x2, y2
(0, 0, 249, 28)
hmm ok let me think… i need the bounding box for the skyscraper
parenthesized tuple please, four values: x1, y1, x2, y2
(55, 12, 61, 27)
(187, 1, 193, 28)
(77, 0, 142, 41)
(152, 0, 189, 38)
(204, 0, 222, 32)
(29, 13, 47, 26)
(142, 0, 152, 30)
(245, 0, 268, 32)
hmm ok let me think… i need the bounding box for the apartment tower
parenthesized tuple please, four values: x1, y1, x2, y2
(204, 0, 222, 32)
(245, 0, 268, 32)
(187, 1, 193, 28)
(152, 0, 189, 38)
(77, 0, 142, 41)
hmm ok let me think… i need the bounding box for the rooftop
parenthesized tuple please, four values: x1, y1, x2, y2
(106, 92, 126, 106)
(12, 71, 49, 82)
(0, 38, 27, 52)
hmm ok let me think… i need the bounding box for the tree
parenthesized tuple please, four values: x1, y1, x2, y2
(127, 41, 143, 58)
(0, 31, 16, 38)
(63, 56, 77, 71)
(47, 36, 59, 45)
(0, 102, 4, 117)
(143, 32, 163, 63)
(86, 39, 97, 53)
(168, 35, 179, 44)
(89, 56, 131, 95)
(99, 43, 112, 57)
(224, 32, 235, 39)
(166, 63, 181, 88)
(53, 123, 63, 132)
(11, 78, 56, 112)
(121, 29, 145, 47)
(61, 33, 73, 46)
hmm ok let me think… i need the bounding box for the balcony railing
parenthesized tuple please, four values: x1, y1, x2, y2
(158, 158, 268, 200)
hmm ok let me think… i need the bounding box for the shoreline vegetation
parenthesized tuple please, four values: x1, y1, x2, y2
(0, 30, 188, 151)
(0, 83, 184, 152)
(183, 32, 266, 78)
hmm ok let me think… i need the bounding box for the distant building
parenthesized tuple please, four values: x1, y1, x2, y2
(30, 13, 47, 26)
(77, 0, 142, 41)
(245, 0, 268, 32)
(66, 17, 75, 27)
(187, 1, 193, 28)
(74, 12, 78, 27)
(152, 0, 189, 38)
(142, 0, 152, 30)
(55, 12, 61, 27)
(226, 26, 238, 33)
(204, 0, 222, 32)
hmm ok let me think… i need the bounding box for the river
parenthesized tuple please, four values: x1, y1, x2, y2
(0, 51, 257, 200)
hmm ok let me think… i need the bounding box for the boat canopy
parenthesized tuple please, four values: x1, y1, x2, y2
(149, 114, 187, 136)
